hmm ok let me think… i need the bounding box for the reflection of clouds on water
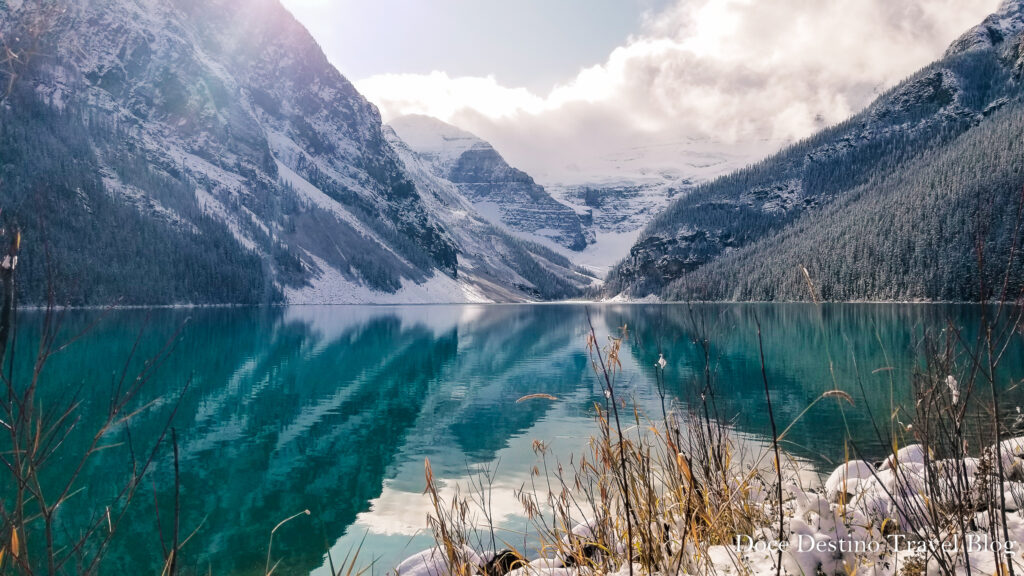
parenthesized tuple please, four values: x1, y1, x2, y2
(318, 404, 602, 573)
(310, 303, 1024, 573)
(306, 307, 599, 570)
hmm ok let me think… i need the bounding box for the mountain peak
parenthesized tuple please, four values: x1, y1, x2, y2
(388, 115, 591, 252)
(388, 115, 490, 164)
(945, 0, 1024, 57)
(0, 0, 605, 304)
(998, 0, 1024, 15)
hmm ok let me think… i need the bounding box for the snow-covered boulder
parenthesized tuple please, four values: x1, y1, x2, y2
(997, 438, 1024, 479)
(880, 444, 927, 471)
(1002, 481, 1024, 511)
(558, 521, 616, 563)
(824, 460, 876, 502)
(395, 545, 483, 576)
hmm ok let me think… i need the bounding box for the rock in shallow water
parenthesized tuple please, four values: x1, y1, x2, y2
(481, 550, 526, 576)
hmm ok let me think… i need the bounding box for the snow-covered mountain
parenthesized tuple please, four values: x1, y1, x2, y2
(384, 127, 596, 301)
(606, 0, 1024, 301)
(546, 179, 684, 276)
(547, 135, 789, 275)
(389, 115, 591, 252)
(389, 115, 782, 276)
(0, 0, 594, 304)
(538, 136, 782, 273)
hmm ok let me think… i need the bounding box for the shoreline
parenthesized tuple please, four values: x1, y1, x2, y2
(396, 440, 1024, 576)
(16, 299, 1007, 311)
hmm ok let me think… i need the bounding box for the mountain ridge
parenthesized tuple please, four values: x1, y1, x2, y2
(390, 115, 771, 277)
(389, 114, 592, 253)
(605, 0, 1024, 302)
(0, 0, 594, 304)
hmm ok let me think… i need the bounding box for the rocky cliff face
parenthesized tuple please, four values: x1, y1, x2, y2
(0, 0, 590, 303)
(389, 115, 591, 252)
(945, 0, 1024, 58)
(544, 180, 688, 275)
(384, 127, 596, 301)
(390, 113, 773, 277)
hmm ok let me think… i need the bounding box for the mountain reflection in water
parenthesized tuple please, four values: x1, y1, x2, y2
(14, 304, 1021, 574)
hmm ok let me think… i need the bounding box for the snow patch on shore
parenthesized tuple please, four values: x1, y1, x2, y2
(392, 441, 1024, 575)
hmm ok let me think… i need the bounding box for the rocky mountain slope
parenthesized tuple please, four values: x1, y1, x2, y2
(391, 116, 775, 277)
(389, 115, 591, 252)
(607, 0, 1024, 301)
(546, 179, 686, 275)
(547, 138, 782, 273)
(0, 0, 593, 304)
(384, 127, 596, 301)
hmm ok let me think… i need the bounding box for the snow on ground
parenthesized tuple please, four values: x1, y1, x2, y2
(275, 158, 359, 225)
(194, 187, 259, 252)
(101, 172, 197, 233)
(602, 291, 661, 303)
(471, 200, 506, 230)
(388, 116, 787, 284)
(390, 114, 489, 169)
(284, 255, 496, 305)
(531, 137, 785, 276)
(272, 152, 387, 247)
(571, 229, 645, 276)
(392, 440, 1024, 575)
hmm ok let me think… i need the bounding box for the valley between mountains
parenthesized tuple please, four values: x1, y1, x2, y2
(1, 0, 1023, 304)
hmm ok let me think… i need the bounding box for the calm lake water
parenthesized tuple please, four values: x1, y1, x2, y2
(10, 304, 1023, 574)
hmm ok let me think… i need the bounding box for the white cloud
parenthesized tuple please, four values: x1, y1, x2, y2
(356, 71, 547, 119)
(356, 0, 999, 184)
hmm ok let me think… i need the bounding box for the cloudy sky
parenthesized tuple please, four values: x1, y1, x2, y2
(280, 0, 999, 184)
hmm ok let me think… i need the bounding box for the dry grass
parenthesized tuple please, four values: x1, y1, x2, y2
(418, 309, 800, 575)
(417, 261, 1024, 576)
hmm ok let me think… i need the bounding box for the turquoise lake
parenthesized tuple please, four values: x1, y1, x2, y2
(9, 303, 1024, 574)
